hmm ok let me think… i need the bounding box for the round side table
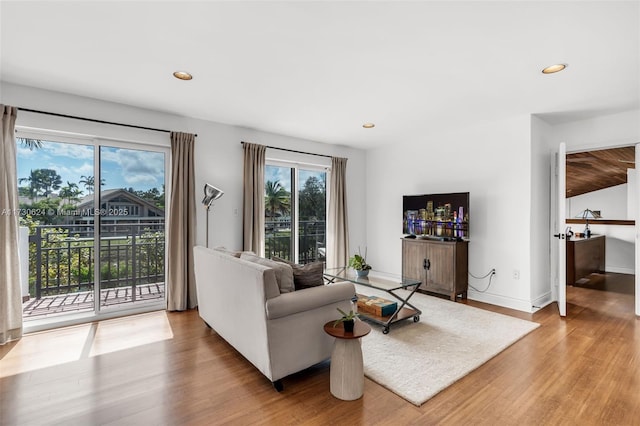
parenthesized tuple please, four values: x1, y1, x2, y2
(323, 320, 371, 400)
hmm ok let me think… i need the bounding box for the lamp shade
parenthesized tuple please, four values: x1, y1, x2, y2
(576, 209, 601, 220)
(202, 183, 224, 208)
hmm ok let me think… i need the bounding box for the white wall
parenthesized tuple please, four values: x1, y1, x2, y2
(1, 82, 367, 255)
(366, 114, 534, 312)
(567, 184, 628, 220)
(552, 109, 640, 153)
(530, 115, 554, 310)
(191, 119, 367, 251)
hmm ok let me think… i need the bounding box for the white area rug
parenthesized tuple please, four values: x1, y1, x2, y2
(357, 285, 540, 406)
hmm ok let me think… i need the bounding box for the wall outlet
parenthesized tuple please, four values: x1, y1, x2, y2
(233, 208, 239, 217)
(491, 268, 496, 276)
(513, 270, 520, 280)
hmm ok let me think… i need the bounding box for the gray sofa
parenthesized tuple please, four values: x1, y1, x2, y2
(193, 246, 355, 390)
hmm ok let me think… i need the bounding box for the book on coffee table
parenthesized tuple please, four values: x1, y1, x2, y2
(356, 293, 398, 317)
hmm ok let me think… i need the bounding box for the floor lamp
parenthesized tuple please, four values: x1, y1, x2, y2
(202, 183, 224, 247)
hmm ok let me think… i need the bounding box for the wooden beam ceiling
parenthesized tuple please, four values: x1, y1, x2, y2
(566, 146, 636, 198)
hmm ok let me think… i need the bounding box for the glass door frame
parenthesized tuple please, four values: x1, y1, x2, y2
(94, 139, 170, 315)
(266, 159, 330, 264)
(17, 127, 170, 333)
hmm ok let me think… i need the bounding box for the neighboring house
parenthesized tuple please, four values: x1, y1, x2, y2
(63, 188, 164, 231)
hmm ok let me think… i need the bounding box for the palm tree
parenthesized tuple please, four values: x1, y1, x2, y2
(18, 169, 42, 202)
(17, 137, 43, 150)
(265, 180, 290, 219)
(79, 175, 105, 194)
(59, 181, 82, 205)
(79, 175, 94, 194)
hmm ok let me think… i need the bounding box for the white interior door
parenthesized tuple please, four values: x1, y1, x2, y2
(636, 142, 639, 317)
(556, 142, 567, 316)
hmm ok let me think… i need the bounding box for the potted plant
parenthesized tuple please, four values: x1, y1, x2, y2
(348, 247, 372, 278)
(333, 308, 359, 333)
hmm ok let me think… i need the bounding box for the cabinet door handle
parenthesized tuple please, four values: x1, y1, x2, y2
(423, 258, 430, 270)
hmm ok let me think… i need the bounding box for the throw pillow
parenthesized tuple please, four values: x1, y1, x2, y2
(239, 253, 295, 293)
(272, 257, 325, 290)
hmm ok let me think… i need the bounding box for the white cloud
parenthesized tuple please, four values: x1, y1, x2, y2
(43, 141, 94, 160)
(101, 147, 164, 189)
(16, 145, 41, 158)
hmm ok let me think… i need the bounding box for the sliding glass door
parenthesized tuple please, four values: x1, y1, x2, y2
(264, 163, 327, 264)
(17, 137, 97, 319)
(98, 146, 166, 310)
(17, 133, 168, 323)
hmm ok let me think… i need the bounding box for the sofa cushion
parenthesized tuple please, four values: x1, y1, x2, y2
(265, 281, 355, 320)
(240, 253, 295, 293)
(213, 246, 242, 258)
(273, 257, 325, 290)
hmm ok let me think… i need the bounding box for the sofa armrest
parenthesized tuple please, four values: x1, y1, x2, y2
(265, 282, 355, 320)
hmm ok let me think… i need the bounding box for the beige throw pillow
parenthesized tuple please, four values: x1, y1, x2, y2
(240, 253, 295, 294)
(272, 257, 325, 290)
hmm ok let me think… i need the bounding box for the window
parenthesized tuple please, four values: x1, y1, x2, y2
(264, 162, 327, 264)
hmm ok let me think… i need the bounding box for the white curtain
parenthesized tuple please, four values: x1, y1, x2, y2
(167, 132, 197, 311)
(242, 142, 266, 254)
(1, 105, 22, 345)
(327, 157, 349, 269)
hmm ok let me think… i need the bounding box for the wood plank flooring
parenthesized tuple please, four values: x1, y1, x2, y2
(1, 273, 638, 425)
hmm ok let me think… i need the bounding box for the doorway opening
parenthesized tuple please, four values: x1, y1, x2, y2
(564, 145, 636, 314)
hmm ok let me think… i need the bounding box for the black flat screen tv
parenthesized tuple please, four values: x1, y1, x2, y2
(403, 192, 469, 240)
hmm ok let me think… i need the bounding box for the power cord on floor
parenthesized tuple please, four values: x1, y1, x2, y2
(468, 268, 496, 293)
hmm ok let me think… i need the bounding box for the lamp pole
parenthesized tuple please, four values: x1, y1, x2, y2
(205, 204, 210, 248)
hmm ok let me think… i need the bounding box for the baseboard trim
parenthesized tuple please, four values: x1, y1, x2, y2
(606, 267, 635, 275)
(532, 291, 553, 312)
(467, 291, 534, 313)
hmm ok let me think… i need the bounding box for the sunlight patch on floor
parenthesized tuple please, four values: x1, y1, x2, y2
(89, 311, 174, 357)
(0, 324, 91, 378)
(0, 311, 174, 378)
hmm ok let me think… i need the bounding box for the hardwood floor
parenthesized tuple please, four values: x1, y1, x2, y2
(1, 274, 638, 425)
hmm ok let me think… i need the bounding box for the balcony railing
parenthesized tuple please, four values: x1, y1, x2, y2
(27, 222, 165, 303)
(265, 220, 325, 264)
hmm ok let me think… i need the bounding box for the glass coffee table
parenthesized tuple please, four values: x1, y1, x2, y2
(323, 268, 422, 334)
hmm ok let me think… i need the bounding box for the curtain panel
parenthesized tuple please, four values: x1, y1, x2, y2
(0, 105, 22, 345)
(327, 157, 349, 269)
(167, 132, 197, 311)
(242, 142, 266, 254)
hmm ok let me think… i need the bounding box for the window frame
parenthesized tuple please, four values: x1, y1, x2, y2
(16, 126, 171, 333)
(265, 156, 330, 264)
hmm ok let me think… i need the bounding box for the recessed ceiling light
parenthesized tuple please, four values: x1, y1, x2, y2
(173, 71, 193, 80)
(362, 123, 375, 129)
(542, 64, 568, 74)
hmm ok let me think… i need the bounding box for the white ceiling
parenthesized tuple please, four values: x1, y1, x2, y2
(1, 1, 639, 149)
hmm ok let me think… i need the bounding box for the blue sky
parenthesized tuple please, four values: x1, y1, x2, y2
(17, 139, 165, 195)
(265, 165, 325, 192)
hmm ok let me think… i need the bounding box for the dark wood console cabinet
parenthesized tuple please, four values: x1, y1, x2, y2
(566, 235, 605, 285)
(401, 238, 469, 301)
